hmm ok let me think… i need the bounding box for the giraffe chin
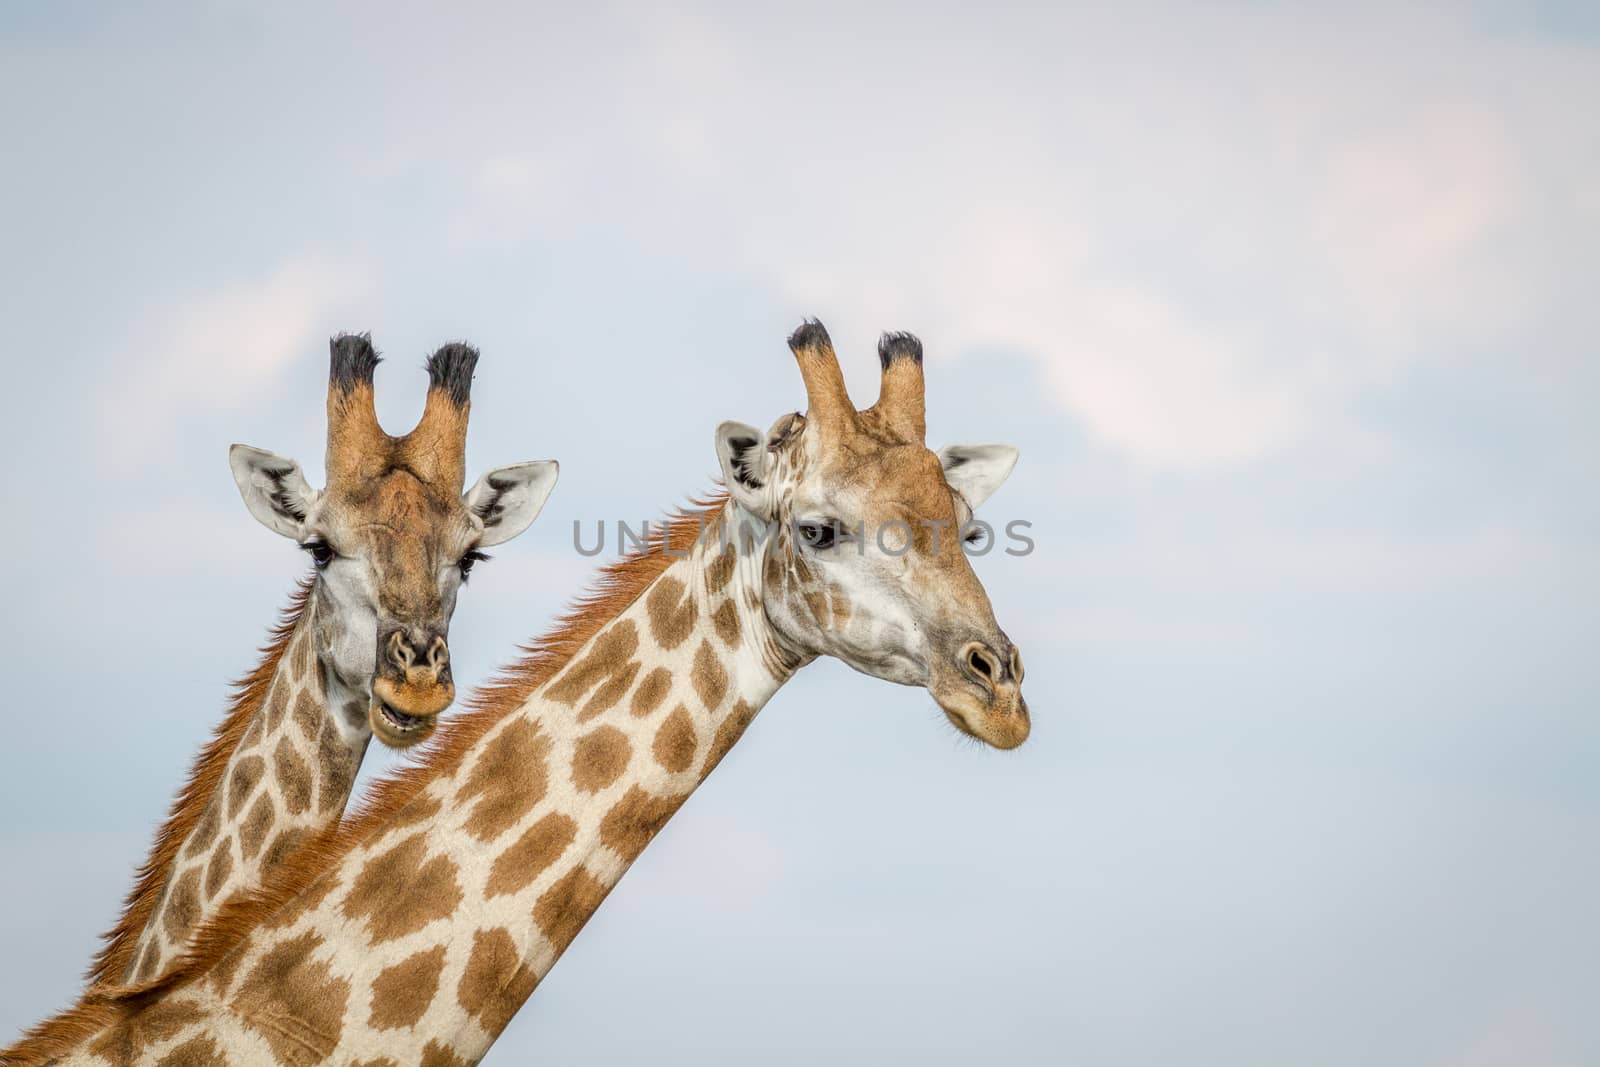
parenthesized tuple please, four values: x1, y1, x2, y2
(368, 698, 440, 748)
(935, 688, 1031, 750)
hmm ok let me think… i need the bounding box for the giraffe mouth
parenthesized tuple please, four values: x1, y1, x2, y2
(379, 701, 428, 733)
(369, 676, 452, 748)
(368, 698, 439, 748)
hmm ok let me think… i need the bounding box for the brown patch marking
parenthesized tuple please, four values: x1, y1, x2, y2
(457, 926, 539, 1039)
(183, 798, 221, 860)
(233, 930, 351, 1065)
(599, 785, 688, 862)
(546, 620, 640, 706)
(705, 541, 737, 593)
(387, 791, 444, 834)
(571, 725, 632, 793)
(265, 677, 290, 732)
(261, 826, 307, 875)
(155, 1032, 228, 1066)
(805, 589, 829, 626)
(533, 866, 612, 955)
(576, 659, 640, 723)
(455, 718, 551, 842)
(646, 576, 697, 650)
(343, 833, 463, 943)
(87, 998, 204, 1064)
(692, 640, 729, 711)
(712, 599, 742, 648)
(486, 813, 579, 898)
(421, 1040, 470, 1067)
(274, 735, 313, 816)
(317, 724, 360, 813)
(652, 705, 697, 773)
(162, 868, 202, 941)
(204, 836, 234, 901)
(704, 699, 758, 776)
(227, 754, 266, 819)
(291, 687, 321, 738)
(240, 793, 275, 861)
(630, 667, 672, 718)
(830, 589, 853, 629)
(368, 945, 447, 1031)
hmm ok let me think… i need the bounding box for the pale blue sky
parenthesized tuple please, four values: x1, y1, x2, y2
(2, 3, 1596, 1064)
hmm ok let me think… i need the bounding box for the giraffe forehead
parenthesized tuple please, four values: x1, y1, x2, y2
(321, 470, 476, 563)
(795, 444, 956, 524)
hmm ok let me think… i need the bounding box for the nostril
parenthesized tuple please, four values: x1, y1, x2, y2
(1009, 646, 1024, 684)
(426, 636, 449, 672)
(968, 649, 994, 679)
(386, 630, 415, 671)
(961, 642, 1003, 691)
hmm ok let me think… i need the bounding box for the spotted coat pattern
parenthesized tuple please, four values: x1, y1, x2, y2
(49, 509, 798, 1065)
(120, 600, 370, 986)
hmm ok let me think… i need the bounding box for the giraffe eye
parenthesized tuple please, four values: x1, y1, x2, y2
(301, 539, 335, 570)
(797, 521, 840, 551)
(459, 549, 490, 581)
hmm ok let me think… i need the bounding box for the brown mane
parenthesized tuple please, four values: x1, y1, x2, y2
(0, 496, 732, 1065)
(1, 580, 315, 1065)
(89, 577, 316, 986)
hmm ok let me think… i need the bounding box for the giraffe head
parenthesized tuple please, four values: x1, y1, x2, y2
(228, 334, 558, 748)
(715, 320, 1028, 749)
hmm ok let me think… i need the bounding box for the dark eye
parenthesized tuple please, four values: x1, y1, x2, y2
(459, 549, 489, 581)
(798, 520, 840, 551)
(964, 527, 987, 545)
(301, 539, 335, 570)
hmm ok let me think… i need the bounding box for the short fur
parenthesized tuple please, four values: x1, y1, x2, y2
(0, 499, 727, 1066)
(82, 579, 315, 991)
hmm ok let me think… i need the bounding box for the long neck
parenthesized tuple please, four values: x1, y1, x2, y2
(108, 504, 803, 1066)
(99, 583, 372, 987)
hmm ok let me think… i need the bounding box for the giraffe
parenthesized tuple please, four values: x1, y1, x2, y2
(4, 320, 1027, 1066)
(82, 334, 560, 994)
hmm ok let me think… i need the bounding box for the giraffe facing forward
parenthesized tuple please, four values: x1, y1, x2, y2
(86, 335, 559, 992)
(4, 321, 1026, 1065)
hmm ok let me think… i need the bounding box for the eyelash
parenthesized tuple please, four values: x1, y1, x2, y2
(797, 520, 846, 551)
(300, 539, 335, 570)
(459, 549, 490, 580)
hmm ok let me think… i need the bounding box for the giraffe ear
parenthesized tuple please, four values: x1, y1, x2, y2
(938, 444, 1019, 510)
(716, 421, 775, 520)
(230, 444, 319, 540)
(464, 460, 560, 547)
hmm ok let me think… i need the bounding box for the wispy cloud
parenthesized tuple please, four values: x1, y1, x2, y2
(98, 254, 372, 463)
(581, 4, 1599, 470)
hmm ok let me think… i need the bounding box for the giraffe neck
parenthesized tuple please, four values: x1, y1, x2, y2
(107, 583, 372, 986)
(59, 503, 806, 1066)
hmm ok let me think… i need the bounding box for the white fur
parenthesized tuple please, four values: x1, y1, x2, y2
(465, 460, 560, 546)
(937, 444, 1019, 510)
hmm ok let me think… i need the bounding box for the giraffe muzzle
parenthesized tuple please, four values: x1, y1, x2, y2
(369, 627, 456, 748)
(933, 639, 1030, 750)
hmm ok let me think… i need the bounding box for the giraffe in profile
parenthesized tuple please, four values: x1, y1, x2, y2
(87, 335, 559, 991)
(5, 320, 1026, 1065)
